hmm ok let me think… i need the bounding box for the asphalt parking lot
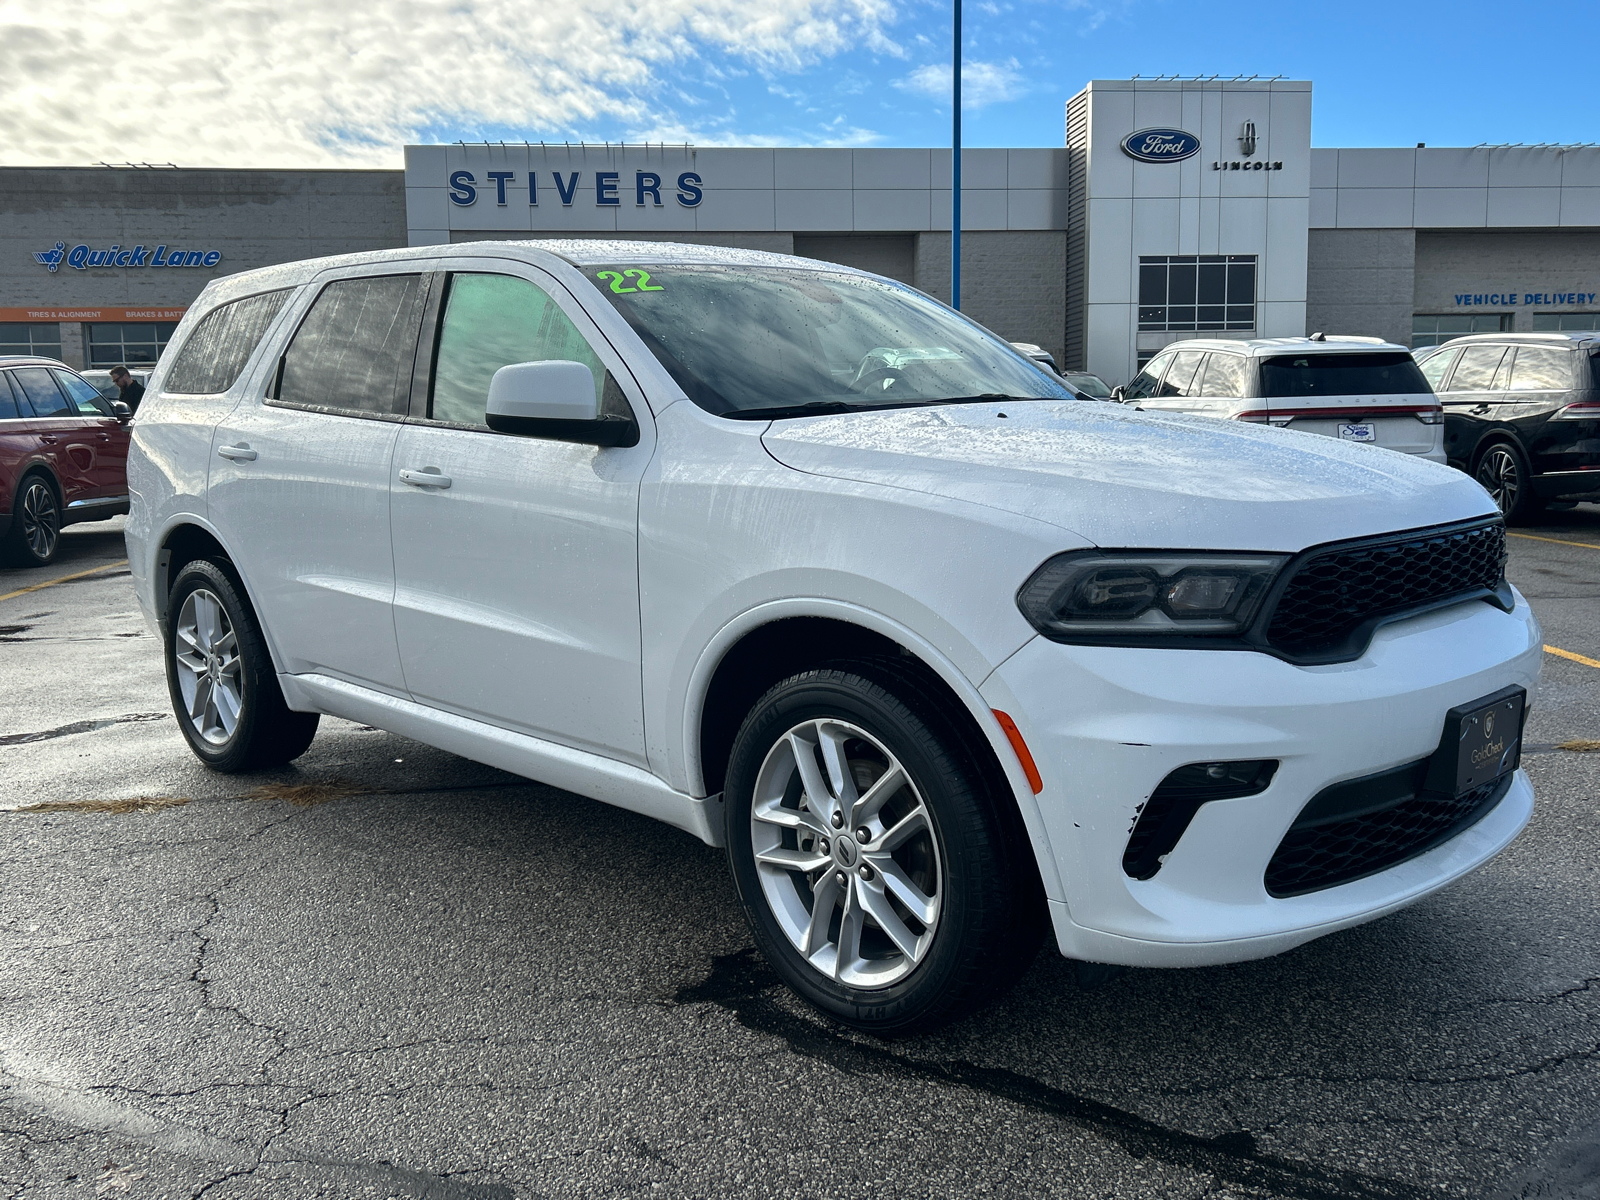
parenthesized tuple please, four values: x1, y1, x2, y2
(1, 512, 1598, 1200)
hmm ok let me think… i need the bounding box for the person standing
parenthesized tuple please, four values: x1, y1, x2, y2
(109, 366, 145, 414)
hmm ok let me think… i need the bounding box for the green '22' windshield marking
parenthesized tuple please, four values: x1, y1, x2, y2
(596, 269, 665, 295)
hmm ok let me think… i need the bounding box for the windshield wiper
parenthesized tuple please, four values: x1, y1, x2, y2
(726, 394, 1058, 421)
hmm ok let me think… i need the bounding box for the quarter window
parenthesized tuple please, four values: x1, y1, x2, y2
(430, 273, 608, 426)
(1447, 345, 1508, 392)
(1506, 346, 1571, 392)
(165, 290, 292, 395)
(1198, 353, 1247, 397)
(10, 367, 71, 417)
(276, 275, 425, 417)
(1138, 256, 1256, 332)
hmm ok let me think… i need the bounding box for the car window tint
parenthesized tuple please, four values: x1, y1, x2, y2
(1507, 346, 1571, 392)
(1417, 348, 1459, 391)
(1198, 353, 1246, 397)
(1160, 350, 1206, 397)
(1123, 357, 1170, 401)
(1449, 345, 1507, 392)
(52, 369, 110, 415)
(0, 373, 20, 420)
(277, 275, 424, 416)
(1064, 372, 1111, 398)
(166, 289, 293, 395)
(431, 273, 608, 425)
(1260, 352, 1429, 398)
(11, 367, 72, 417)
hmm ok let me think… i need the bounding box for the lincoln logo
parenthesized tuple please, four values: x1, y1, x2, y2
(1120, 128, 1201, 163)
(1239, 120, 1258, 157)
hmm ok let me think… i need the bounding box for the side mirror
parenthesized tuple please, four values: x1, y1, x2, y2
(1110, 385, 1126, 402)
(110, 400, 132, 421)
(484, 360, 638, 448)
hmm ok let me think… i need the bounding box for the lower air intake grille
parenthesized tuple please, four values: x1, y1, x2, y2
(1264, 774, 1511, 898)
(1264, 520, 1506, 659)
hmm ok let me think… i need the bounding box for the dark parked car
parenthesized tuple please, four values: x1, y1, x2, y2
(0, 356, 133, 566)
(1416, 332, 1600, 522)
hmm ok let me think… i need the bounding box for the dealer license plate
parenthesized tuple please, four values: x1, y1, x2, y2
(1338, 423, 1376, 443)
(1444, 687, 1526, 795)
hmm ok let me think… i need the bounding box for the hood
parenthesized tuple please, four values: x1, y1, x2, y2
(760, 401, 1495, 551)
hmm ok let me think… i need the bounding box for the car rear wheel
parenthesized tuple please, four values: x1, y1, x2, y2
(165, 559, 319, 773)
(3, 474, 61, 567)
(1475, 441, 1540, 525)
(724, 665, 1034, 1034)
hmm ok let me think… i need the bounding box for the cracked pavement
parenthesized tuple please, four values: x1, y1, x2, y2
(1, 514, 1598, 1198)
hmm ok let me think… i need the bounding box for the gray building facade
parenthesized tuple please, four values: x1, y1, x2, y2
(4, 81, 1599, 382)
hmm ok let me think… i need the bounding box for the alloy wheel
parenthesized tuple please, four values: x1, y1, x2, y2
(749, 718, 943, 988)
(1476, 446, 1520, 516)
(173, 588, 244, 746)
(19, 480, 59, 561)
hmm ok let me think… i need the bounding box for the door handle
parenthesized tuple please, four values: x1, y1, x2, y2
(217, 443, 258, 461)
(39, 434, 58, 444)
(1470, 404, 1491, 416)
(399, 466, 452, 489)
(97, 433, 112, 442)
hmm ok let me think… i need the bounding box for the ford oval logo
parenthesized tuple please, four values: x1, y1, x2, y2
(1121, 128, 1201, 163)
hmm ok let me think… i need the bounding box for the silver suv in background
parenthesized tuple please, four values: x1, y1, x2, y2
(1416, 332, 1600, 522)
(1116, 336, 1445, 460)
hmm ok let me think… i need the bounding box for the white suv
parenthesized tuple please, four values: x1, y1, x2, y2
(127, 242, 1539, 1033)
(1118, 336, 1446, 460)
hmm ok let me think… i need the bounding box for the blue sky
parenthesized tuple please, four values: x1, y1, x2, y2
(11, 0, 1595, 168)
(622, 0, 1600, 151)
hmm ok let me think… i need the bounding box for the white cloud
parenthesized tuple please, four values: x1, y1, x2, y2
(894, 58, 1029, 109)
(0, 0, 899, 167)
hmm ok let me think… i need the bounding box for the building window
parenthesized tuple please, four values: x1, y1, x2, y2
(1412, 313, 1512, 348)
(1138, 255, 1256, 332)
(0, 323, 63, 360)
(1532, 313, 1600, 332)
(87, 322, 179, 367)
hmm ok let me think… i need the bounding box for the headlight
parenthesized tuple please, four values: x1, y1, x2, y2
(1016, 551, 1289, 640)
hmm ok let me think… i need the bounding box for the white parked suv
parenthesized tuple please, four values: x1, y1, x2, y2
(1118, 336, 1446, 460)
(126, 242, 1539, 1033)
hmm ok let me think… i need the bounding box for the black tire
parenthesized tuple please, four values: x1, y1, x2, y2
(2, 473, 62, 567)
(164, 559, 319, 773)
(724, 664, 1036, 1035)
(1474, 440, 1542, 525)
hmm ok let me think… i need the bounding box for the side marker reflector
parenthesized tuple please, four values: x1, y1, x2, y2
(992, 709, 1043, 794)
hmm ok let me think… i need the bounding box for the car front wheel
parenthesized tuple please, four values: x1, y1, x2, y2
(724, 665, 1035, 1034)
(165, 559, 319, 773)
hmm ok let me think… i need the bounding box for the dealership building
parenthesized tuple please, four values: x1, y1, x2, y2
(4, 77, 1598, 385)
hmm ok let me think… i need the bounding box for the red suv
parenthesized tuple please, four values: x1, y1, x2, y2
(1, 356, 133, 566)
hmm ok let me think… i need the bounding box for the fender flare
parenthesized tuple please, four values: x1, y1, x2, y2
(681, 597, 1065, 902)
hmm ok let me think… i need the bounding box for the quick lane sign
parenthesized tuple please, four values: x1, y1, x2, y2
(34, 242, 222, 272)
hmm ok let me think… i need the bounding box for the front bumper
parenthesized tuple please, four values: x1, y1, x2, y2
(982, 588, 1542, 967)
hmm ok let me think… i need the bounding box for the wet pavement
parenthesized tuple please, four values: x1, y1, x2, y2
(1, 512, 1598, 1199)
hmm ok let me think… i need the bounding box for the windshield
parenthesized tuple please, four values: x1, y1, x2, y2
(1064, 372, 1111, 398)
(1260, 352, 1431, 398)
(588, 263, 1073, 417)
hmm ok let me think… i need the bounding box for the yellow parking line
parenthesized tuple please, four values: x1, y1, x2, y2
(1509, 532, 1600, 551)
(1546, 644, 1600, 670)
(0, 559, 128, 603)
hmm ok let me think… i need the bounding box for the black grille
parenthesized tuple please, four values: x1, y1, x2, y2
(1124, 760, 1277, 880)
(1264, 774, 1510, 898)
(1264, 520, 1506, 658)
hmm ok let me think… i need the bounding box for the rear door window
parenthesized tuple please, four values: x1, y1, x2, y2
(1417, 347, 1459, 391)
(165, 289, 293, 395)
(430, 273, 608, 425)
(1447, 345, 1508, 392)
(276, 275, 425, 416)
(1507, 346, 1571, 392)
(1260, 352, 1429, 398)
(1198, 353, 1247, 397)
(11, 367, 72, 416)
(1159, 350, 1206, 397)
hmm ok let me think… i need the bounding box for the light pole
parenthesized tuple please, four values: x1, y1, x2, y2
(951, 0, 961, 310)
